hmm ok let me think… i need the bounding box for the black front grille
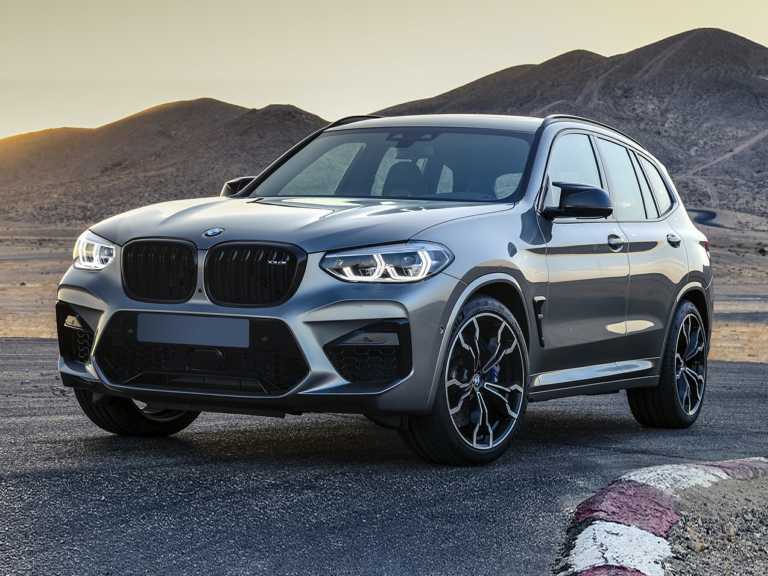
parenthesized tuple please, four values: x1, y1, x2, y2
(122, 240, 197, 302)
(56, 302, 94, 364)
(205, 243, 305, 307)
(94, 312, 308, 396)
(325, 322, 411, 384)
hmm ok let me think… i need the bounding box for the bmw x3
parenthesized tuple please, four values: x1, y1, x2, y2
(57, 114, 712, 464)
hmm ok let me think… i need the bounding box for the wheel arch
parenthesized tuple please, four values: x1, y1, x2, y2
(427, 273, 534, 409)
(471, 281, 531, 352)
(679, 286, 711, 335)
(660, 282, 712, 356)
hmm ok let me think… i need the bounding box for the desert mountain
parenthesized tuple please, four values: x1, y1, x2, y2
(1, 28, 767, 226)
(381, 28, 768, 217)
(0, 99, 326, 224)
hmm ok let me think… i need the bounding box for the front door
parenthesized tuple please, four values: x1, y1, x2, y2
(537, 132, 630, 379)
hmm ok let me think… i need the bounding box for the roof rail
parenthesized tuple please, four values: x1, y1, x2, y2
(325, 114, 382, 128)
(542, 114, 644, 148)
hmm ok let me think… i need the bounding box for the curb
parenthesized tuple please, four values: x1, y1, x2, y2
(555, 457, 768, 576)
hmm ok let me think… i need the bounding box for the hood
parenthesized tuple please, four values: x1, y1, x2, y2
(91, 196, 512, 252)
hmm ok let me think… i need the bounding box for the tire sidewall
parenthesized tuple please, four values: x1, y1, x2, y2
(75, 389, 199, 436)
(663, 300, 707, 425)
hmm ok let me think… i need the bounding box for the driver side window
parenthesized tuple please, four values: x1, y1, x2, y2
(545, 133, 601, 209)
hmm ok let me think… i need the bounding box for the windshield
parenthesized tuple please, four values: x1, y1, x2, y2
(249, 127, 534, 202)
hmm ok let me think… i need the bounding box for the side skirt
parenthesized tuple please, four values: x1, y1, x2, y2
(528, 358, 659, 402)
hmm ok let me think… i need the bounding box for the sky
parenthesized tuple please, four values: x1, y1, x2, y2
(2, 0, 768, 139)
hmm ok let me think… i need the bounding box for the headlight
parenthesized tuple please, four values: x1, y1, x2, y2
(72, 230, 116, 270)
(320, 242, 453, 283)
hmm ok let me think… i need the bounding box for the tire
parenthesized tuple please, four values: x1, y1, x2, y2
(627, 300, 708, 428)
(401, 295, 529, 465)
(74, 389, 199, 437)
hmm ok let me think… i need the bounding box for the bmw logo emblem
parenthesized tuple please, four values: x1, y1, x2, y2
(203, 227, 225, 238)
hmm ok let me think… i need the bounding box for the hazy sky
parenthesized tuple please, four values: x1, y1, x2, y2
(2, 0, 767, 139)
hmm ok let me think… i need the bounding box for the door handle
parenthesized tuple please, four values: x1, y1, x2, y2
(666, 233, 682, 247)
(607, 234, 625, 252)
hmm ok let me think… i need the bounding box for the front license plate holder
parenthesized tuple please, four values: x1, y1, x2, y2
(136, 314, 250, 349)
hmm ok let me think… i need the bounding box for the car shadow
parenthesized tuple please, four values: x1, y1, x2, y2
(69, 404, 685, 469)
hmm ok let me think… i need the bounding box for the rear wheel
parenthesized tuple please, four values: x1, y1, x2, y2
(628, 300, 708, 428)
(74, 389, 199, 436)
(401, 296, 528, 465)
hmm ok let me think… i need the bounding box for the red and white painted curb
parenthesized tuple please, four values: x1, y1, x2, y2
(556, 457, 768, 576)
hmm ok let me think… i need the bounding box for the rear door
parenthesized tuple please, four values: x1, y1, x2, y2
(594, 138, 688, 363)
(538, 132, 630, 376)
(618, 151, 689, 360)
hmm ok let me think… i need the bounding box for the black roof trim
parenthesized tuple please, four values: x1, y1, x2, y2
(326, 115, 382, 128)
(542, 114, 644, 148)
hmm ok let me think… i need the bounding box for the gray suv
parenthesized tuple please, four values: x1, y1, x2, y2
(57, 114, 712, 464)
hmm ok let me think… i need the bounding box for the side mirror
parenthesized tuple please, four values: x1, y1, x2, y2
(220, 176, 256, 197)
(542, 182, 613, 219)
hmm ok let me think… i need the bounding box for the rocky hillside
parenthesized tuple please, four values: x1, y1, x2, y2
(1, 28, 767, 226)
(381, 28, 768, 217)
(0, 99, 326, 224)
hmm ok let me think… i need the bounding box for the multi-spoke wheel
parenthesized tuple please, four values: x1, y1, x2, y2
(74, 389, 199, 436)
(628, 300, 708, 428)
(445, 313, 525, 450)
(674, 313, 707, 415)
(400, 296, 529, 464)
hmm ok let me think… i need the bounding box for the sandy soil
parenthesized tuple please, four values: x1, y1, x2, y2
(667, 476, 768, 576)
(710, 321, 768, 363)
(0, 226, 73, 338)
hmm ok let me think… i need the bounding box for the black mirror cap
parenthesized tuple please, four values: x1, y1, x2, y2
(543, 182, 613, 219)
(220, 176, 256, 198)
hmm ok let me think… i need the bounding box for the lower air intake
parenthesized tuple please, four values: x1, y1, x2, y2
(325, 321, 412, 384)
(94, 312, 309, 396)
(56, 302, 94, 364)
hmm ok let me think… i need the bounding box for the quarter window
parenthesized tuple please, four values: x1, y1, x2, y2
(545, 133, 601, 209)
(630, 152, 659, 219)
(596, 139, 646, 221)
(639, 156, 673, 215)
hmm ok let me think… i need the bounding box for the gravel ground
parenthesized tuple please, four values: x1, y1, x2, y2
(668, 477, 768, 575)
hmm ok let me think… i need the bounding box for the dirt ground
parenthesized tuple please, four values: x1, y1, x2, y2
(0, 225, 73, 338)
(667, 476, 768, 576)
(1, 217, 767, 364)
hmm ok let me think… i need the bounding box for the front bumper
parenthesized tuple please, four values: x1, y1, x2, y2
(57, 252, 460, 415)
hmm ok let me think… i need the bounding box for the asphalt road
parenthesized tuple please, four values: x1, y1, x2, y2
(1, 339, 766, 576)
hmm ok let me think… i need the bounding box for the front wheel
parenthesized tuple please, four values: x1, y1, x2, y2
(74, 389, 200, 436)
(627, 300, 708, 428)
(401, 296, 529, 465)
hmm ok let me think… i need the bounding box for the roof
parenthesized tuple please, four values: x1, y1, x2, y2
(325, 114, 544, 133)
(324, 113, 645, 150)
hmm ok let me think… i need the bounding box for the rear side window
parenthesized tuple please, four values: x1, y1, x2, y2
(630, 152, 659, 219)
(596, 139, 646, 221)
(545, 133, 601, 209)
(639, 156, 673, 215)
